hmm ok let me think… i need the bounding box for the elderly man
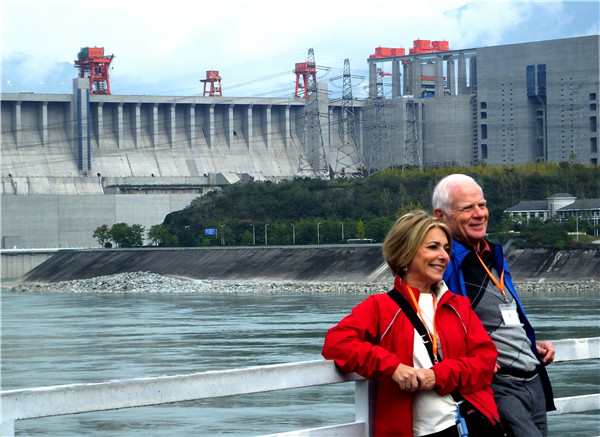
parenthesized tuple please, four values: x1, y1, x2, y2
(432, 173, 555, 437)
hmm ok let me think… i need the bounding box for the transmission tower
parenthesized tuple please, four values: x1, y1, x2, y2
(404, 99, 422, 168)
(367, 68, 394, 175)
(297, 48, 329, 179)
(332, 59, 365, 178)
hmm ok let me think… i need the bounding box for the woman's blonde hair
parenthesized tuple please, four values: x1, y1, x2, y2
(382, 210, 452, 277)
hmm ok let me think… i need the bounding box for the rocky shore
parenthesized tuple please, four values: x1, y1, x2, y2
(7, 271, 598, 296)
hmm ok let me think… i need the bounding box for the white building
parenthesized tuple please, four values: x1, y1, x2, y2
(505, 193, 600, 235)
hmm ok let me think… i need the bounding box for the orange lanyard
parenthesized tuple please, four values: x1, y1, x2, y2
(406, 286, 439, 363)
(476, 254, 508, 302)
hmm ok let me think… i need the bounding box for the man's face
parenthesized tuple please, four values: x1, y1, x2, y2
(435, 182, 489, 248)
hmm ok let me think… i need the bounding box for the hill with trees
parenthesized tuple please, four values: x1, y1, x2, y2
(92, 163, 598, 248)
(153, 162, 598, 248)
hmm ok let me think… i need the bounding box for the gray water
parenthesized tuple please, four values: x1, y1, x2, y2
(2, 287, 599, 436)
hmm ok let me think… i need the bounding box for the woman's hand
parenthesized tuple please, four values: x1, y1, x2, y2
(392, 363, 420, 391)
(415, 368, 436, 390)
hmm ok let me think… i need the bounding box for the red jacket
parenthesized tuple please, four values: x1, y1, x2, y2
(322, 278, 500, 437)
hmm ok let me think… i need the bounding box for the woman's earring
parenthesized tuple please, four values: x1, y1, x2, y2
(402, 265, 409, 273)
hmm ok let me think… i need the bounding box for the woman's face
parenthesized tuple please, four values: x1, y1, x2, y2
(404, 227, 450, 291)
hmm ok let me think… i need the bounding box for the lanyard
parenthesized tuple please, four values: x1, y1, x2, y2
(406, 286, 439, 363)
(476, 254, 508, 302)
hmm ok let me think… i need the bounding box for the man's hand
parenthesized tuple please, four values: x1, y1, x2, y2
(536, 341, 555, 365)
(392, 363, 420, 391)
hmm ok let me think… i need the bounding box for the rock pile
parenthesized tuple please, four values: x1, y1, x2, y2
(7, 271, 599, 295)
(512, 280, 598, 296)
(7, 271, 388, 295)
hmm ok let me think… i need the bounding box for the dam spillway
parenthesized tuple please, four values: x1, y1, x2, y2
(1, 81, 364, 196)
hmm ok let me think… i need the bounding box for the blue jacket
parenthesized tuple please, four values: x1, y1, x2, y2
(443, 238, 555, 411)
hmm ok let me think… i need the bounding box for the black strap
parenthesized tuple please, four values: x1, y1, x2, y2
(388, 288, 464, 403)
(387, 288, 441, 364)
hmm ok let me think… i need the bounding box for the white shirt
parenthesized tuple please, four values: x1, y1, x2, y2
(412, 286, 457, 436)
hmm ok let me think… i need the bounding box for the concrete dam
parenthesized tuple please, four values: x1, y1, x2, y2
(1, 80, 367, 195)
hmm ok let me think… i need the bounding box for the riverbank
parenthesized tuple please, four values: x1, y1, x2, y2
(7, 271, 598, 296)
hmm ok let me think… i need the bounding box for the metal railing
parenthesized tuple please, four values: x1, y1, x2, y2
(2, 337, 599, 437)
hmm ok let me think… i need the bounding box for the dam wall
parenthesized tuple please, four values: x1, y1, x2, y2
(1, 193, 199, 249)
(6, 246, 600, 284)
(1, 81, 366, 195)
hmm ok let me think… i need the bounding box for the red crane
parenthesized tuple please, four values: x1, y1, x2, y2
(74, 47, 114, 95)
(294, 49, 317, 98)
(369, 40, 450, 58)
(201, 71, 223, 97)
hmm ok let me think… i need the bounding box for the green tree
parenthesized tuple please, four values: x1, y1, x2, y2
(93, 224, 111, 247)
(109, 223, 145, 247)
(109, 223, 130, 247)
(517, 219, 570, 249)
(365, 216, 394, 242)
(357, 220, 366, 239)
(148, 224, 179, 247)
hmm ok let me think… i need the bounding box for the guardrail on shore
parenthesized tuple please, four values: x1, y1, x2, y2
(2, 337, 599, 437)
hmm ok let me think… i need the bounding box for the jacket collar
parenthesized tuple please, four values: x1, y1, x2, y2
(452, 238, 506, 275)
(393, 275, 451, 303)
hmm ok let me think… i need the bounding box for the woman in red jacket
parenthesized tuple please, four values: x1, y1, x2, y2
(322, 211, 504, 437)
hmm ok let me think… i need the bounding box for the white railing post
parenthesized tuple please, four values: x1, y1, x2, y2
(354, 379, 376, 437)
(0, 418, 15, 437)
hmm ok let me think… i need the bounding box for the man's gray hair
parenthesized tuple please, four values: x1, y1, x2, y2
(432, 174, 483, 214)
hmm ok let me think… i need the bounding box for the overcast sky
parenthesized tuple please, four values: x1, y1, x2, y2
(1, 0, 598, 98)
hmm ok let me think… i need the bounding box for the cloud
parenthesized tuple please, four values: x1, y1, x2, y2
(1, 51, 73, 93)
(1, 0, 597, 96)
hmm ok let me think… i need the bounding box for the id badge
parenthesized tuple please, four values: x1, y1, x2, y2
(499, 303, 520, 325)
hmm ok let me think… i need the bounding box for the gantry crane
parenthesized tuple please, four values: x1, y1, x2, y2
(201, 70, 223, 97)
(74, 47, 114, 95)
(294, 50, 318, 99)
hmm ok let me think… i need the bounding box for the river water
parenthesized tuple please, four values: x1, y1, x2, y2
(2, 284, 599, 436)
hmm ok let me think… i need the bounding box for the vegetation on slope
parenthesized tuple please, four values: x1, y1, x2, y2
(92, 163, 598, 248)
(154, 162, 598, 248)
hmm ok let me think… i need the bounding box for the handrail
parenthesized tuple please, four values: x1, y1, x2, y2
(1, 337, 598, 437)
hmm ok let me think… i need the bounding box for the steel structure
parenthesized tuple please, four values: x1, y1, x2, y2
(74, 47, 114, 95)
(297, 49, 329, 178)
(403, 99, 422, 168)
(200, 70, 223, 97)
(367, 68, 394, 175)
(333, 59, 365, 177)
(293, 50, 318, 99)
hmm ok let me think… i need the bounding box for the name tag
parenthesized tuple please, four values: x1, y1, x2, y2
(499, 303, 520, 325)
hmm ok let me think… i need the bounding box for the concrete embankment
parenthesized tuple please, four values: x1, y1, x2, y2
(13, 246, 600, 287)
(16, 246, 390, 283)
